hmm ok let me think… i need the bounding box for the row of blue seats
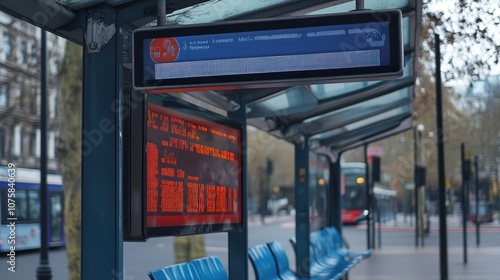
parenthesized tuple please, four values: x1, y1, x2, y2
(148, 255, 228, 280)
(147, 226, 370, 280)
(249, 226, 371, 280)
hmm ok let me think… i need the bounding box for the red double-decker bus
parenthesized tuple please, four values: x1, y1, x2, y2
(341, 163, 368, 224)
(341, 162, 396, 224)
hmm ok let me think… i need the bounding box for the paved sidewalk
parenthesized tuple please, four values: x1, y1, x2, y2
(348, 214, 500, 280)
(356, 213, 500, 232)
(247, 213, 294, 227)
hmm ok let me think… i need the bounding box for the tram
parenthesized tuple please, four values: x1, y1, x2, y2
(0, 166, 65, 252)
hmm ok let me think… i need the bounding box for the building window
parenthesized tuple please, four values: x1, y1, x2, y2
(19, 129, 24, 155)
(19, 86, 26, 109)
(30, 86, 38, 114)
(48, 131, 56, 159)
(19, 41, 27, 63)
(0, 83, 9, 107)
(0, 128, 5, 158)
(50, 58, 59, 75)
(29, 132, 36, 156)
(13, 125, 21, 156)
(2, 33, 12, 60)
(30, 44, 38, 65)
(49, 91, 56, 119)
(54, 93, 58, 118)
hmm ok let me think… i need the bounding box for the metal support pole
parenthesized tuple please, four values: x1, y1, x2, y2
(370, 174, 375, 250)
(420, 187, 425, 247)
(369, 183, 378, 249)
(435, 33, 449, 280)
(418, 129, 425, 248)
(414, 126, 419, 248)
(413, 124, 424, 248)
(295, 136, 310, 278)
(461, 143, 467, 263)
(36, 29, 52, 280)
(157, 0, 166, 26)
(332, 159, 343, 235)
(474, 155, 480, 246)
(377, 200, 381, 248)
(364, 145, 371, 250)
(81, 9, 122, 279)
(228, 101, 248, 280)
(356, 0, 365, 10)
(410, 189, 413, 227)
(327, 155, 342, 229)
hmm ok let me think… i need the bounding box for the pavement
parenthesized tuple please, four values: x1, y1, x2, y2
(246, 213, 500, 280)
(347, 213, 500, 280)
(2, 213, 499, 279)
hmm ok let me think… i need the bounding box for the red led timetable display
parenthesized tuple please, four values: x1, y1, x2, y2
(145, 103, 242, 236)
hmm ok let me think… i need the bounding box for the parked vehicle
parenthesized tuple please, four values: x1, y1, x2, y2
(469, 201, 494, 223)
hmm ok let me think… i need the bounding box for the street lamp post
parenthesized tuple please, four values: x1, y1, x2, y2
(36, 29, 52, 280)
(414, 124, 424, 247)
(474, 155, 480, 246)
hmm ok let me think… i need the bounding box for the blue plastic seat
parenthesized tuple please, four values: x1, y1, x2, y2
(148, 262, 202, 280)
(266, 241, 308, 280)
(289, 236, 296, 253)
(287, 228, 371, 279)
(289, 235, 345, 280)
(248, 244, 282, 280)
(190, 255, 229, 280)
(317, 229, 362, 265)
(324, 226, 372, 259)
(310, 231, 352, 277)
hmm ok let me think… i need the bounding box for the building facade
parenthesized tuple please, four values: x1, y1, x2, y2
(0, 11, 65, 171)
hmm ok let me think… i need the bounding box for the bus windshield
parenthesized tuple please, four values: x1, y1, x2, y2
(342, 170, 366, 211)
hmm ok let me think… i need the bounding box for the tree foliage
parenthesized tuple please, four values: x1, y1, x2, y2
(359, 0, 500, 206)
(423, 0, 500, 80)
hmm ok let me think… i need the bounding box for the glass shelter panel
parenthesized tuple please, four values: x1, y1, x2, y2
(311, 103, 411, 142)
(304, 87, 411, 126)
(310, 54, 413, 102)
(309, 0, 410, 15)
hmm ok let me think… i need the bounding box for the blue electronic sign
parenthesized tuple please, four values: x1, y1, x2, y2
(133, 10, 403, 91)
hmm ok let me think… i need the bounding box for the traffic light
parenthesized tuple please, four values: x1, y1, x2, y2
(416, 166, 426, 187)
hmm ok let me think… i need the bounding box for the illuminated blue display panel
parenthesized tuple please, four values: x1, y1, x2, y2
(133, 10, 403, 91)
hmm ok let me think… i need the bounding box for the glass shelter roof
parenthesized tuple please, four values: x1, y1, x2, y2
(0, 0, 422, 155)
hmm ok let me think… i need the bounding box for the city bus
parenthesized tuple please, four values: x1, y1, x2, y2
(0, 166, 65, 252)
(341, 162, 396, 224)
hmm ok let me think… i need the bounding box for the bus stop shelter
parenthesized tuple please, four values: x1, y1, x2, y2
(0, 0, 422, 279)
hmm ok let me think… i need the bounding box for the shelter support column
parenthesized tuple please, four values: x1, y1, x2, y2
(330, 159, 342, 235)
(364, 145, 371, 249)
(295, 136, 310, 278)
(81, 9, 123, 279)
(228, 102, 248, 280)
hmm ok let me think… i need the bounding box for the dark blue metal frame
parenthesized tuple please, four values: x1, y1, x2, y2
(330, 159, 343, 235)
(294, 136, 310, 277)
(81, 8, 123, 279)
(228, 99, 249, 280)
